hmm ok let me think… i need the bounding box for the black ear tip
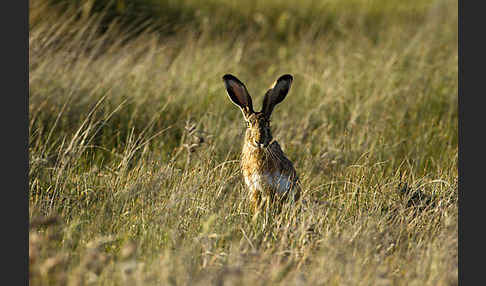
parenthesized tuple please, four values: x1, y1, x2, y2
(223, 74, 237, 82)
(278, 74, 293, 83)
(222, 74, 232, 80)
(223, 74, 247, 88)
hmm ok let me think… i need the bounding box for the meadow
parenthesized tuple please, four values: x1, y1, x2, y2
(29, 0, 458, 285)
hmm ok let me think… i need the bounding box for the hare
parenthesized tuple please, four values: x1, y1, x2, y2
(222, 74, 301, 212)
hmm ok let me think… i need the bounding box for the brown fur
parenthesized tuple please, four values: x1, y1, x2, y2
(222, 74, 300, 212)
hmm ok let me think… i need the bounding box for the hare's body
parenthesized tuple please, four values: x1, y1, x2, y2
(222, 74, 300, 211)
(242, 140, 300, 210)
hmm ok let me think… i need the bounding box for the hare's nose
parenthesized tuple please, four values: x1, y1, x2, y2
(256, 138, 266, 145)
(257, 141, 268, 148)
(253, 140, 266, 149)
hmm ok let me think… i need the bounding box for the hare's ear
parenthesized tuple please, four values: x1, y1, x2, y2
(222, 74, 254, 119)
(262, 74, 293, 118)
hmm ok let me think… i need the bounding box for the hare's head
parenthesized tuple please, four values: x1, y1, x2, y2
(223, 74, 293, 148)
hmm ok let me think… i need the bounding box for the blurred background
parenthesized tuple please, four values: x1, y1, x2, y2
(29, 1, 458, 285)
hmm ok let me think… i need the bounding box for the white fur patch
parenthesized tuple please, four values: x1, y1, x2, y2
(245, 172, 291, 194)
(245, 173, 262, 191)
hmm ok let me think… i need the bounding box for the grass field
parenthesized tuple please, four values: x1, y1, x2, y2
(29, 0, 458, 285)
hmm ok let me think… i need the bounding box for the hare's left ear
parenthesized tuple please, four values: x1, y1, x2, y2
(223, 74, 254, 119)
(262, 74, 293, 118)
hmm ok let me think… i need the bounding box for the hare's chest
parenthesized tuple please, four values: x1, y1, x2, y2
(244, 171, 291, 194)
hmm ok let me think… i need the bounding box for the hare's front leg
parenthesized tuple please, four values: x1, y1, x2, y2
(251, 189, 262, 213)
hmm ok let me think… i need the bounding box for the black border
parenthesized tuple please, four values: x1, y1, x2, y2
(459, 0, 477, 284)
(18, 1, 463, 285)
(2, 0, 29, 285)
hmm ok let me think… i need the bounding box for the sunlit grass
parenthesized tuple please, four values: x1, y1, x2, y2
(29, 0, 457, 285)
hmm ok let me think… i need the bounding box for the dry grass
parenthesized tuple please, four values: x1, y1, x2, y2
(29, 0, 457, 285)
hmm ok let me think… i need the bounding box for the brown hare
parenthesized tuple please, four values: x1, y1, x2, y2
(222, 74, 301, 212)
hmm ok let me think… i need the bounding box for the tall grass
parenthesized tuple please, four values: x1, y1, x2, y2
(29, 0, 457, 285)
(35, 0, 437, 40)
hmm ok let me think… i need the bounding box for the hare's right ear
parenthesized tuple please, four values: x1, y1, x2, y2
(223, 74, 254, 119)
(262, 74, 293, 119)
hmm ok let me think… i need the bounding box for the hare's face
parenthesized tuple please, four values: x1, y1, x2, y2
(223, 73, 293, 148)
(245, 113, 272, 148)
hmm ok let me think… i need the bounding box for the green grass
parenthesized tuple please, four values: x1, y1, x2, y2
(36, 0, 436, 40)
(29, 0, 457, 285)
